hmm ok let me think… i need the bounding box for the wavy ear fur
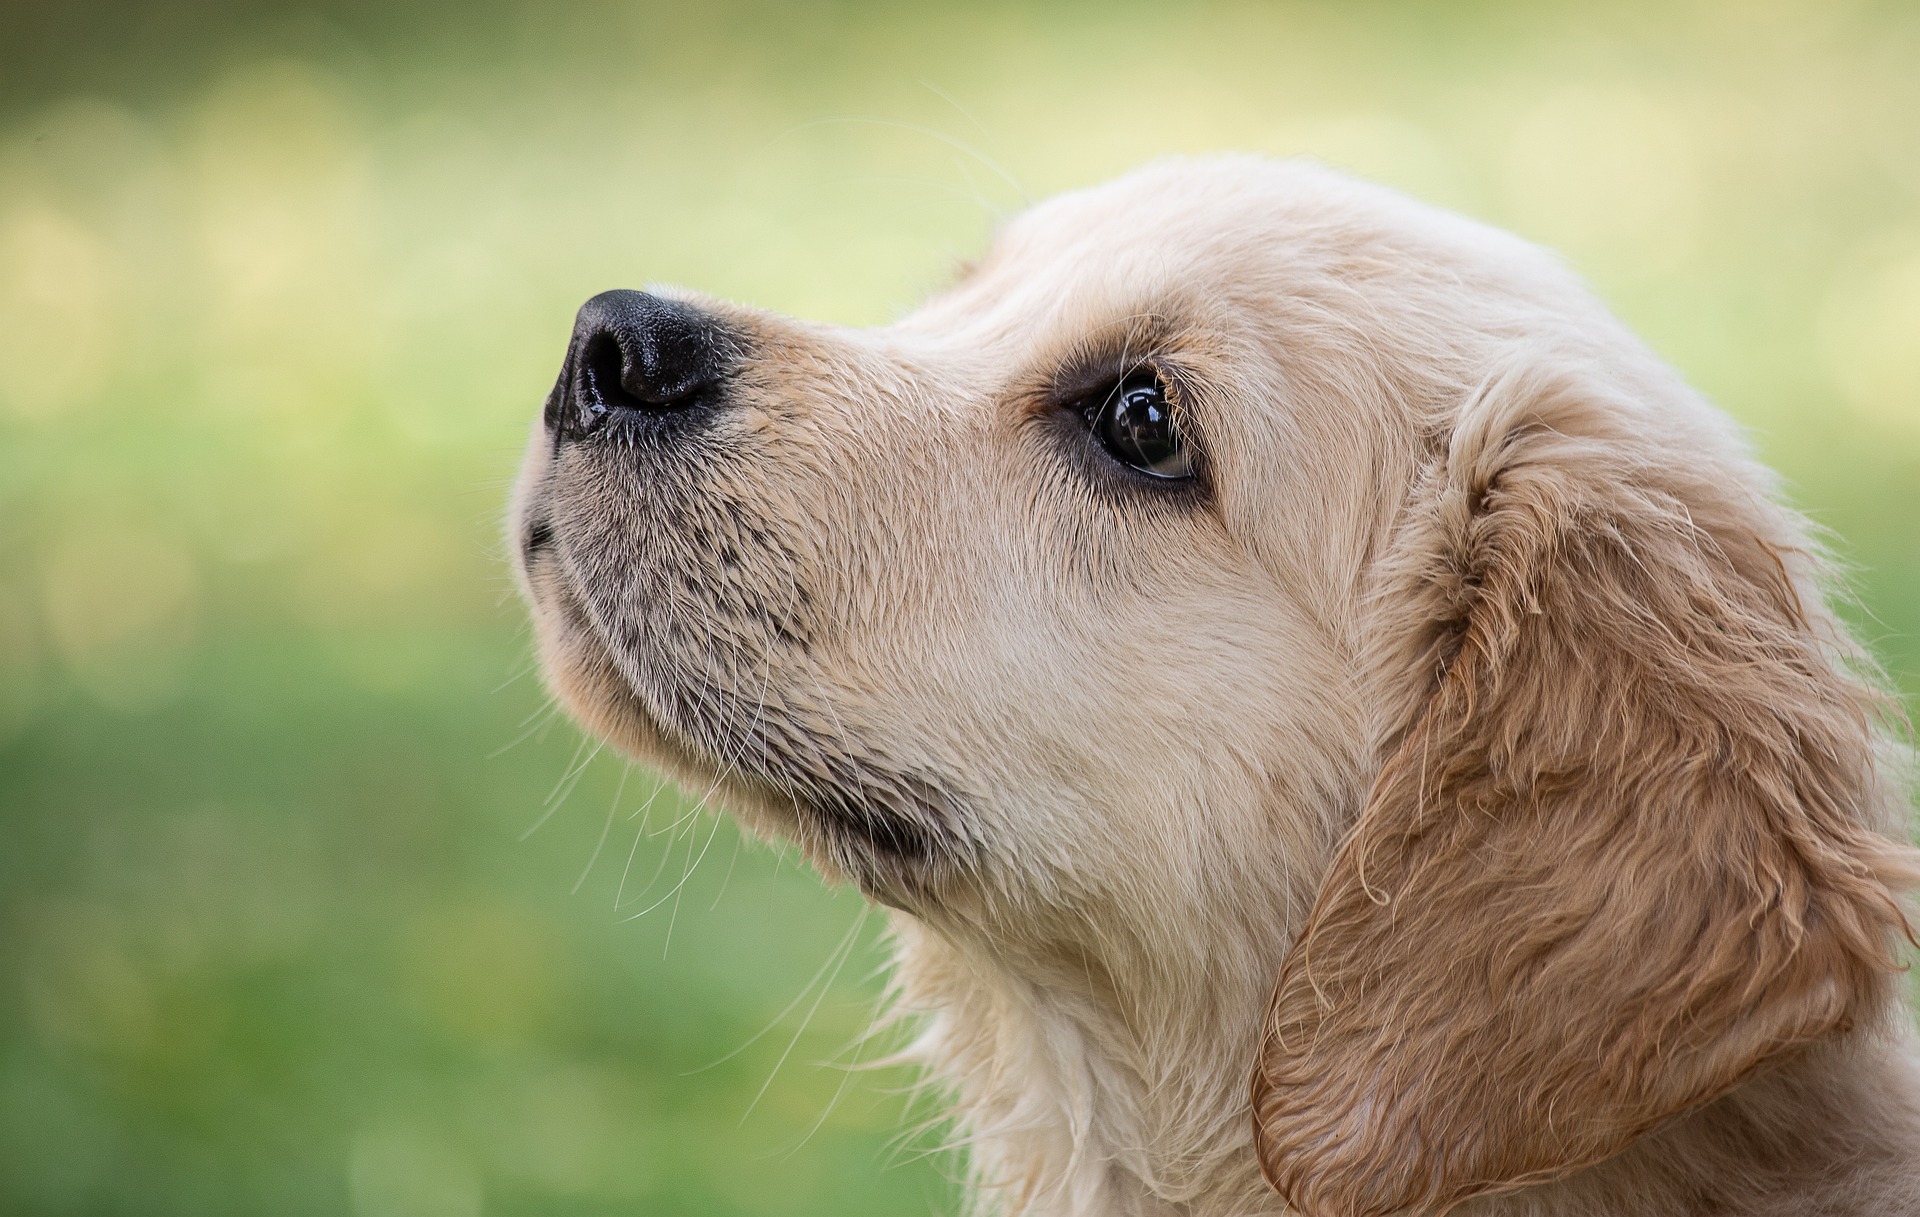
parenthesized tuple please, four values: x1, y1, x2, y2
(1251, 362, 1918, 1217)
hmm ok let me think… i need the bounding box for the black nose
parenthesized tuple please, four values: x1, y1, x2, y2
(544, 290, 731, 439)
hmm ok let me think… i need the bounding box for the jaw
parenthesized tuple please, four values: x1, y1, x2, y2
(520, 547, 988, 909)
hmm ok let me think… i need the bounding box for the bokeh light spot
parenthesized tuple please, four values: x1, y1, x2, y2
(41, 524, 200, 712)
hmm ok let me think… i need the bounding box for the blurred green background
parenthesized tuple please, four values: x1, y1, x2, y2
(1, 1, 1917, 1214)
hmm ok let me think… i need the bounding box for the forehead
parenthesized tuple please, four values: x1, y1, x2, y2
(902, 170, 1214, 346)
(897, 156, 1559, 363)
(898, 158, 1379, 347)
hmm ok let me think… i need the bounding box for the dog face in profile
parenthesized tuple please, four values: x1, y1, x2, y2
(512, 157, 1920, 1216)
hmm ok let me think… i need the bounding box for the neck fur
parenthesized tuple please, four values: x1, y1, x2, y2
(888, 913, 1920, 1217)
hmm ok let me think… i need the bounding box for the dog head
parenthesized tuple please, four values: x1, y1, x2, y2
(512, 156, 1915, 1215)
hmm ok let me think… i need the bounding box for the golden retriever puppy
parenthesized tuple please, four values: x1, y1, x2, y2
(511, 156, 1920, 1216)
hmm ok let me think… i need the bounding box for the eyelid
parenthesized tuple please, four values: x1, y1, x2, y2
(1056, 353, 1168, 407)
(1047, 339, 1164, 402)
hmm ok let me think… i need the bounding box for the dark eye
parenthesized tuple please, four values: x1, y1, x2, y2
(1093, 377, 1192, 479)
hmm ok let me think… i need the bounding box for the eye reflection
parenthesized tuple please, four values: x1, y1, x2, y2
(1095, 378, 1192, 479)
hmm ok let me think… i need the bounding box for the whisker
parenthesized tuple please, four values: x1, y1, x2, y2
(739, 905, 870, 1125)
(487, 697, 563, 759)
(765, 115, 1028, 209)
(490, 653, 543, 696)
(627, 775, 668, 822)
(919, 79, 1031, 204)
(660, 810, 723, 957)
(572, 760, 630, 895)
(776, 969, 895, 1160)
(707, 830, 745, 912)
(619, 800, 724, 924)
(614, 779, 672, 910)
(682, 909, 870, 1077)
(520, 736, 602, 841)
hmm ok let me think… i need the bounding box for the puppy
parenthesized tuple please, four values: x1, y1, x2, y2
(511, 157, 1920, 1216)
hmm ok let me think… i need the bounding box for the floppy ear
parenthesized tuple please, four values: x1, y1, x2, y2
(1250, 363, 1918, 1217)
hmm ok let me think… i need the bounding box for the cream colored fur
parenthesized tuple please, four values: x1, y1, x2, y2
(512, 157, 1920, 1216)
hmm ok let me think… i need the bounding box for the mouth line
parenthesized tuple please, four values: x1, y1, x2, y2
(521, 517, 556, 563)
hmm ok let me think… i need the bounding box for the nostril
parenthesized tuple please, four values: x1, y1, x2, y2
(581, 331, 646, 416)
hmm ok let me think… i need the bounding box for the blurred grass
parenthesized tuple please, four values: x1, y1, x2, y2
(1, 2, 1917, 1215)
